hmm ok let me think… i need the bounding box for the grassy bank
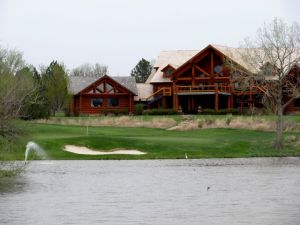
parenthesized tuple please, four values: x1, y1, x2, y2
(13, 122, 300, 160)
(33, 114, 300, 131)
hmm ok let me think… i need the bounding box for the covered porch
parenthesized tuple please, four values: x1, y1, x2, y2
(173, 84, 234, 113)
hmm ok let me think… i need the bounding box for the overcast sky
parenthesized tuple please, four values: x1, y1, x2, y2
(0, 0, 299, 75)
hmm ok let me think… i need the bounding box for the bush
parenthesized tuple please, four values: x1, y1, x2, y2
(200, 109, 216, 115)
(135, 103, 144, 115)
(0, 137, 25, 177)
(218, 108, 239, 115)
(21, 102, 50, 120)
(101, 109, 129, 116)
(142, 109, 178, 115)
(199, 108, 239, 115)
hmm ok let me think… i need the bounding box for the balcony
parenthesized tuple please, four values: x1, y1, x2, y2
(175, 84, 232, 95)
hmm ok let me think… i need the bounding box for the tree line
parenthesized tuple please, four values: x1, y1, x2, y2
(0, 47, 153, 129)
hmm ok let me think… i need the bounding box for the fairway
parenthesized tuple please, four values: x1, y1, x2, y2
(18, 123, 300, 160)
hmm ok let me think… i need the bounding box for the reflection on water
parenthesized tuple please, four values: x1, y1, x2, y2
(1, 158, 300, 225)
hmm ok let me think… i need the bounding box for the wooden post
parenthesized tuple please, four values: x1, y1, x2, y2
(79, 94, 82, 115)
(227, 95, 231, 110)
(173, 82, 178, 111)
(191, 96, 195, 112)
(215, 92, 219, 112)
(210, 51, 214, 76)
(188, 96, 191, 112)
(162, 97, 167, 109)
(230, 95, 234, 109)
(129, 94, 132, 113)
(214, 83, 219, 112)
(173, 94, 179, 112)
(192, 66, 195, 86)
(240, 101, 243, 112)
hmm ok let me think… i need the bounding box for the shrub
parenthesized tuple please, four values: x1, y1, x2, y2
(142, 109, 178, 115)
(21, 102, 50, 120)
(0, 137, 25, 177)
(199, 109, 215, 115)
(135, 103, 144, 115)
(228, 108, 239, 115)
(199, 108, 239, 115)
(101, 109, 129, 116)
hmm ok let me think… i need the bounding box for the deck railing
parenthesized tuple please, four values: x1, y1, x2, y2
(175, 84, 269, 96)
(176, 84, 232, 93)
(145, 87, 172, 101)
(233, 85, 270, 96)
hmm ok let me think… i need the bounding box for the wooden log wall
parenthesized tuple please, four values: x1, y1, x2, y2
(77, 95, 132, 114)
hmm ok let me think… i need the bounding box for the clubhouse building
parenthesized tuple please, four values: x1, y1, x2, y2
(69, 45, 300, 115)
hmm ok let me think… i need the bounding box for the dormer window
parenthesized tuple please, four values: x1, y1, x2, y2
(162, 64, 176, 78)
(165, 68, 174, 76)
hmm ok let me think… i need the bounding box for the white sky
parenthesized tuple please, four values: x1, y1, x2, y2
(0, 0, 299, 75)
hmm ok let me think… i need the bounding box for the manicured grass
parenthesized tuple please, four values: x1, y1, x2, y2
(14, 122, 300, 160)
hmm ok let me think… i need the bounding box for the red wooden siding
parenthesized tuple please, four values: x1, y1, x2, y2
(285, 100, 300, 114)
(78, 95, 132, 114)
(72, 76, 135, 115)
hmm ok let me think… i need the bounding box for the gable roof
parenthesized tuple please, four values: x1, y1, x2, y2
(212, 45, 300, 74)
(69, 75, 138, 95)
(161, 64, 176, 72)
(112, 76, 138, 95)
(146, 45, 264, 84)
(211, 44, 254, 72)
(134, 83, 153, 101)
(146, 50, 199, 83)
(69, 76, 97, 94)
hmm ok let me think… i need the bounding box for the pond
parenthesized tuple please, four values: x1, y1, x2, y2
(1, 158, 300, 225)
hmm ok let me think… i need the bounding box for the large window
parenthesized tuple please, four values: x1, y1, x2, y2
(294, 98, 300, 107)
(91, 98, 103, 107)
(108, 98, 119, 107)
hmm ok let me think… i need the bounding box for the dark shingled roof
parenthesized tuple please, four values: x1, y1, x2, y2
(69, 75, 138, 95)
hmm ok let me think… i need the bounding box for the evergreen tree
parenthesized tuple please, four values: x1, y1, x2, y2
(130, 58, 152, 83)
(42, 61, 70, 116)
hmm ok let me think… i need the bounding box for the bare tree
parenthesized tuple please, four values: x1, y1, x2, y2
(237, 18, 300, 150)
(0, 47, 40, 177)
(0, 48, 38, 135)
(0, 48, 25, 75)
(71, 63, 108, 77)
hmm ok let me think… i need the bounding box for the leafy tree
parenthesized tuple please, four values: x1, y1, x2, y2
(71, 63, 108, 77)
(235, 18, 300, 150)
(0, 47, 38, 176)
(42, 61, 70, 116)
(16, 66, 50, 120)
(130, 58, 152, 83)
(0, 47, 34, 125)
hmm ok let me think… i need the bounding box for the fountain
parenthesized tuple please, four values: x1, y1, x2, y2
(24, 141, 47, 163)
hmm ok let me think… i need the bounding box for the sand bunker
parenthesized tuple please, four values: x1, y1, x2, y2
(64, 145, 146, 155)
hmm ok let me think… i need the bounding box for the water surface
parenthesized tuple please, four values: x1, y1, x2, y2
(1, 158, 300, 225)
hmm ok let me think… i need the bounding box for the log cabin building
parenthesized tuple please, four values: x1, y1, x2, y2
(69, 75, 137, 115)
(144, 44, 300, 114)
(69, 45, 300, 115)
